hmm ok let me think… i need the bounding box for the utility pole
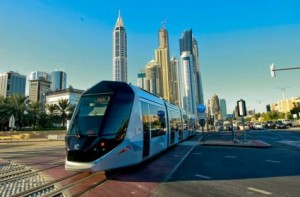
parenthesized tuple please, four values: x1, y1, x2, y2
(276, 87, 291, 119)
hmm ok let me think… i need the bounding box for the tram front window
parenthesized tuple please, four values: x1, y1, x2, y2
(69, 95, 111, 136)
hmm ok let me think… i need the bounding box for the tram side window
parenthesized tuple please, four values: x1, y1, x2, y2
(188, 118, 195, 130)
(170, 110, 181, 132)
(149, 104, 166, 138)
(182, 113, 188, 130)
(141, 102, 150, 134)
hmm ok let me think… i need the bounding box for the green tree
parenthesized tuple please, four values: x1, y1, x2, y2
(56, 99, 74, 128)
(0, 96, 9, 130)
(28, 101, 40, 129)
(290, 103, 300, 119)
(6, 95, 30, 130)
(46, 103, 58, 127)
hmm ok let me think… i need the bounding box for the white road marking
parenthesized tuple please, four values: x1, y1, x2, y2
(265, 160, 281, 163)
(225, 156, 236, 159)
(247, 187, 272, 195)
(278, 141, 300, 148)
(195, 174, 211, 179)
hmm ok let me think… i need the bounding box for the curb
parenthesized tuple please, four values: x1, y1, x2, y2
(200, 140, 272, 149)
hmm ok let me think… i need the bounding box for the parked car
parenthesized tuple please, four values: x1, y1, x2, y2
(253, 122, 265, 130)
(266, 121, 275, 129)
(277, 119, 292, 127)
(274, 121, 288, 129)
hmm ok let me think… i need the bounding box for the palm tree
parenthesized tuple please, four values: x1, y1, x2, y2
(6, 95, 30, 130)
(56, 99, 74, 128)
(0, 96, 9, 130)
(28, 101, 40, 129)
(46, 103, 58, 127)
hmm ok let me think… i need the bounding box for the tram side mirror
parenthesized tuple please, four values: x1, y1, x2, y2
(157, 110, 165, 117)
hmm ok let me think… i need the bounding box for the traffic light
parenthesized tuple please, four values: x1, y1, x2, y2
(270, 63, 276, 77)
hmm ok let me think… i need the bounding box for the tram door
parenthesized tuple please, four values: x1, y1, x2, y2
(141, 102, 150, 158)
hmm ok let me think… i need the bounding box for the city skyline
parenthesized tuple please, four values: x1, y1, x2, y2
(1, 1, 300, 113)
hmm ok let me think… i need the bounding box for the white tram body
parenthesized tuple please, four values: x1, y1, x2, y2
(65, 81, 199, 172)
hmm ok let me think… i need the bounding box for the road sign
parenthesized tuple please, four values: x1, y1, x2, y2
(197, 104, 206, 113)
(237, 99, 247, 117)
(9, 115, 15, 128)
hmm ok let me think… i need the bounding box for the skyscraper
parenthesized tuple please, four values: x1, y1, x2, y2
(113, 11, 127, 82)
(180, 51, 196, 113)
(29, 79, 51, 103)
(30, 71, 50, 81)
(192, 38, 204, 105)
(137, 70, 146, 89)
(211, 94, 221, 120)
(0, 71, 26, 97)
(145, 60, 161, 95)
(154, 22, 171, 101)
(179, 29, 204, 105)
(170, 56, 181, 106)
(50, 70, 67, 91)
(219, 99, 227, 119)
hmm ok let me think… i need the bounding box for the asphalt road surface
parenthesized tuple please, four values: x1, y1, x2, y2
(152, 129, 300, 197)
(1, 129, 300, 196)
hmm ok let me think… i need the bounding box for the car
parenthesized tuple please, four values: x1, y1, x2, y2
(253, 122, 265, 130)
(277, 119, 292, 127)
(274, 121, 288, 129)
(266, 121, 275, 129)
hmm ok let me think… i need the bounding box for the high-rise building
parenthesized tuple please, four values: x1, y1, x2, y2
(180, 51, 196, 113)
(50, 70, 67, 91)
(137, 70, 146, 89)
(0, 71, 26, 97)
(30, 71, 50, 81)
(170, 56, 181, 106)
(211, 94, 221, 120)
(113, 11, 127, 82)
(154, 23, 171, 101)
(29, 79, 51, 104)
(219, 99, 227, 119)
(192, 38, 204, 105)
(179, 29, 204, 105)
(145, 60, 161, 95)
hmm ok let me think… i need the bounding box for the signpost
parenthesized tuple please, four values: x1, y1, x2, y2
(237, 99, 247, 143)
(197, 105, 206, 141)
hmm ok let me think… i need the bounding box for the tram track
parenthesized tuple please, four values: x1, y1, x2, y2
(38, 172, 106, 197)
(0, 162, 64, 183)
(0, 158, 111, 197)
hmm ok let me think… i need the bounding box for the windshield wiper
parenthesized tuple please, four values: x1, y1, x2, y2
(74, 120, 81, 139)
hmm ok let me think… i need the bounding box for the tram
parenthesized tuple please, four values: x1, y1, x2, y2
(65, 81, 199, 172)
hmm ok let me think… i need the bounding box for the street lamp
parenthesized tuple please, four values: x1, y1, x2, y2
(270, 63, 300, 77)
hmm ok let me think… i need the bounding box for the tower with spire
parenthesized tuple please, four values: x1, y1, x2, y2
(154, 21, 172, 101)
(113, 10, 127, 82)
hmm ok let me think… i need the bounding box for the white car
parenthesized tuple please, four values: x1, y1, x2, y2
(253, 122, 265, 130)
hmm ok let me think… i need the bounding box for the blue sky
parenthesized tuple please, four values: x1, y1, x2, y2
(1, 0, 300, 113)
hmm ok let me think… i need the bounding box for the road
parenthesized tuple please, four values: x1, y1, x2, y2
(152, 129, 300, 197)
(1, 129, 300, 196)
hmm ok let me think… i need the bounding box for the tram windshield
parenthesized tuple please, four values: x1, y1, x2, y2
(69, 95, 111, 136)
(68, 91, 133, 139)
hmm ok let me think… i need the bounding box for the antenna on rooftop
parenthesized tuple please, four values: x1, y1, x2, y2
(161, 17, 168, 29)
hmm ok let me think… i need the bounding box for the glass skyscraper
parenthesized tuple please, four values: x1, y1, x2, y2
(0, 71, 26, 97)
(113, 11, 127, 82)
(50, 71, 67, 91)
